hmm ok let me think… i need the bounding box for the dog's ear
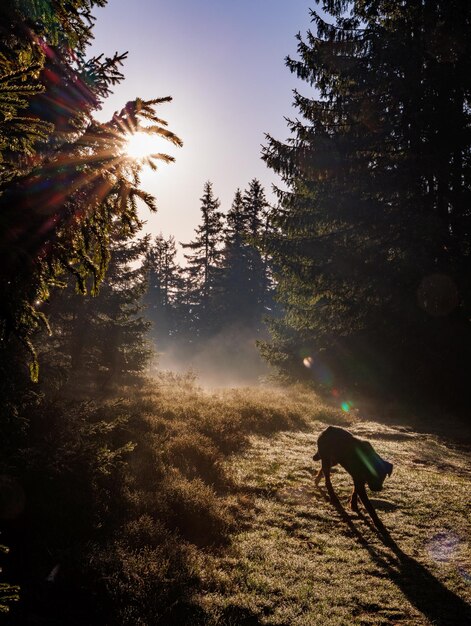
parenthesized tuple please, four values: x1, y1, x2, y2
(313, 451, 320, 461)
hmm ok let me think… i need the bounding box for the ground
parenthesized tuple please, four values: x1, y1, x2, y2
(194, 410, 471, 626)
(4, 379, 470, 625)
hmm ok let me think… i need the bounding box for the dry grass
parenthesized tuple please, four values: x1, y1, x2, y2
(115, 375, 471, 625)
(77, 375, 348, 625)
(9, 373, 469, 625)
(189, 412, 471, 625)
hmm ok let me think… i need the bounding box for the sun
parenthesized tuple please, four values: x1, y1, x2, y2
(125, 131, 158, 160)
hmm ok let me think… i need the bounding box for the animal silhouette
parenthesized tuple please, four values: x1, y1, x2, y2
(313, 426, 393, 528)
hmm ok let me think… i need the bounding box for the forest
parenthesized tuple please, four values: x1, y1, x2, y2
(0, 1, 470, 625)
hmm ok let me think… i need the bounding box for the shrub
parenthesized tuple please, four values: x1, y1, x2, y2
(164, 432, 229, 489)
(3, 374, 336, 623)
(160, 471, 232, 548)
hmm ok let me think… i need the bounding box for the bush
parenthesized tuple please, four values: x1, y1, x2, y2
(92, 520, 199, 625)
(161, 471, 232, 547)
(164, 432, 228, 489)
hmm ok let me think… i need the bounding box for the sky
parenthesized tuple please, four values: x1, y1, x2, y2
(90, 0, 315, 249)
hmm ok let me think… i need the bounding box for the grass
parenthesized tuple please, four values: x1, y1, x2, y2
(3, 373, 470, 625)
(194, 418, 471, 626)
(114, 375, 470, 625)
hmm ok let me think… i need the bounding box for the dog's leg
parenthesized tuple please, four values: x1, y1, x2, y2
(350, 485, 359, 512)
(356, 483, 384, 529)
(314, 467, 323, 486)
(321, 459, 338, 502)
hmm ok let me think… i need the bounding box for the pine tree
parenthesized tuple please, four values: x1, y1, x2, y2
(215, 182, 274, 331)
(243, 179, 267, 240)
(92, 233, 152, 389)
(181, 181, 224, 338)
(144, 234, 183, 350)
(242, 179, 271, 326)
(261, 1, 471, 404)
(0, 1, 182, 379)
(42, 229, 151, 392)
(215, 189, 253, 327)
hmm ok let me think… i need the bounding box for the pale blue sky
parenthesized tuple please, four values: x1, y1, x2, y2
(91, 0, 315, 247)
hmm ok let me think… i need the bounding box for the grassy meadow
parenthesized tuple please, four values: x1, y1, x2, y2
(197, 421, 471, 625)
(3, 374, 471, 625)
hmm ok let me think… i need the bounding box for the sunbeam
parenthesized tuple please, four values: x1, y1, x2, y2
(125, 131, 161, 161)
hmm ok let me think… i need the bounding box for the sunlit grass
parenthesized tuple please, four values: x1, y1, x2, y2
(26, 374, 469, 624)
(110, 376, 471, 624)
(194, 418, 471, 625)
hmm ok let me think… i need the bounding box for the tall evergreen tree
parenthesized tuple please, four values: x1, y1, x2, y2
(216, 189, 253, 326)
(215, 181, 274, 331)
(261, 0, 471, 404)
(42, 229, 151, 391)
(144, 234, 183, 349)
(181, 181, 224, 337)
(243, 179, 266, 238)
(242, 179, 271, 326)
(0, 1, 181, 379)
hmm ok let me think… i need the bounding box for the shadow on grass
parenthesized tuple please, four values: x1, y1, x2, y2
(163, 602, 264, 626)
(318, 488, 471, 626)
(368, 498, 398, 512)
(220, 605, 264, 625)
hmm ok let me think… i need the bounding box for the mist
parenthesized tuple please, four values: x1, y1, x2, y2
(150, 324, 270, 388)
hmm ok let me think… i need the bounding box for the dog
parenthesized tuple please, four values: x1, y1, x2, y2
(313, 426, 393, 528)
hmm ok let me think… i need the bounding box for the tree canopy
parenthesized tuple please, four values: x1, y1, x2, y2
(261, 0, 471, 405)
(0, 0, 181, 379)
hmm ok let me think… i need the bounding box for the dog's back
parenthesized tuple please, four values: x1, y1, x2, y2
(314, 426, 392, 491)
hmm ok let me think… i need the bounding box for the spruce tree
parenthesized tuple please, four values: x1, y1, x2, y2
(181, 181, 224, 338)
(242, 179, 270, 326)
(144, 234, 183, 350)
(216, 182, 273, 331)
(91, 233, 152, 389)
(41, 229, 151, 392)
(261, 0, 471, 404)
(0, 1, 182, 379)
(216, 189, 253, 327)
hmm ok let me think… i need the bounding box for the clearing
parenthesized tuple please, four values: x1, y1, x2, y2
(195, 404, 471, 626)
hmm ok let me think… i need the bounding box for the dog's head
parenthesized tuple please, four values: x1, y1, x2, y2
(356, 441, 393, 491)
(367, 459, 393, 491)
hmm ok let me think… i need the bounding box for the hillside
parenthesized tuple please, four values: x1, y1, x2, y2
(3, 378, 470, 625)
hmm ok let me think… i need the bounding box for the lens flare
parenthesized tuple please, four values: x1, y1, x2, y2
(341, 401, 353, 412)
(425, 532, 471, 585)
(426, 532, 460, 563)
(125, 131, 159, 160)
(303, 356, 314, 368)
(355, 445, 378, 478)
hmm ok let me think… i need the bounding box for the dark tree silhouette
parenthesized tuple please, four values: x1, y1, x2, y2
(42, 229, 151, 392)
(0, 0, 181, 379)
(215, 189, 253, 327)
(260, 0, 471, 406)
(181, 181, 224, 338)
(242, 179, 271, 327)
(144, 234, 183, 351)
